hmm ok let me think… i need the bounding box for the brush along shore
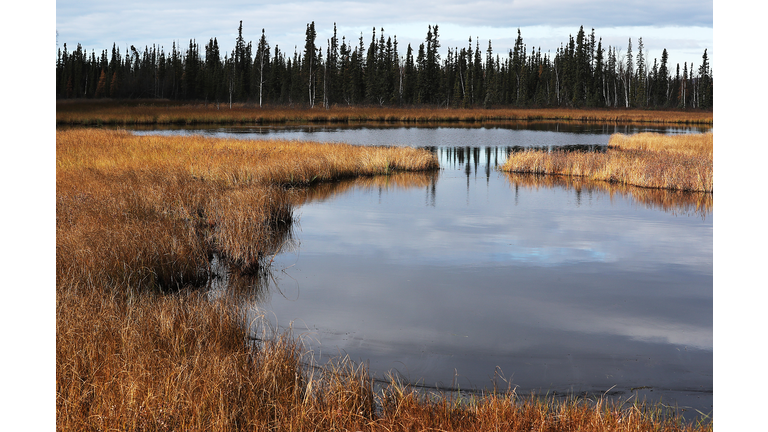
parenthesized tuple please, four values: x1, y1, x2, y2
(501, 132, 713, 193)
(57, 129, 711, 431)
(56, 100, 714, 126)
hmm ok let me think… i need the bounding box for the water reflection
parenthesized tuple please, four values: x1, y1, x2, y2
(115, 120, 711, 136)
(290, 171, 439, 208)
(506, 144, 608, 153)
(504, 173, 712, 218)
(426, 146, 711, 218)
(255, 151, 712, 417)
(205, 220, 298, 304)
(126, 122, 710, 150)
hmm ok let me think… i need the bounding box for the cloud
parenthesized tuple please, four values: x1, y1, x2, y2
(56, 0, 713, 67)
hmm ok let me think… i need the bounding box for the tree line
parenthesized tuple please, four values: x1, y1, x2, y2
(56, 22, 713, 109)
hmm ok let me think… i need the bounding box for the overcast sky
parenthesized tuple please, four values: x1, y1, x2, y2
(56, 0, 713, 71)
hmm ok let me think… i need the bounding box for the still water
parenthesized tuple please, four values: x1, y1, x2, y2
(135, 123, 713, 417)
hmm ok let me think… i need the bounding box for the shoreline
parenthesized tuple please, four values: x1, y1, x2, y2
(56, 101, 714, 126)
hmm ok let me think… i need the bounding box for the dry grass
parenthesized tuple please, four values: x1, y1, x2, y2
(501, 132, 713, 193)
(57, 128, 711, 431)
(56, 129, 438, 289)
(610, 131, 714, 156)
(374, 386, 711, 432)
(57, 129, 438, 186)
(56, 100, 714, 126)
(57, 287, 304, 431)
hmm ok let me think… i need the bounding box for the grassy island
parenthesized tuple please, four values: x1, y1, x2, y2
(501, 132, 713, 193)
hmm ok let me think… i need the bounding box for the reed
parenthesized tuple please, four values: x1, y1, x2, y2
(501, 132, 713, 193)
(57, 100, 714, 126)
(610, 131, 714, 156)
(57, 128, 711, 431)
(56, 286, 310, 431)
(374, 384, 711, 432)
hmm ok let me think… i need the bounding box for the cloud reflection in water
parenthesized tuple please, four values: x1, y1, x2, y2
(261, 165, 711, 404)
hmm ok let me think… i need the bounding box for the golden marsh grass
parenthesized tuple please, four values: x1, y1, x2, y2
(57, 100, 714, 126)
(501, 132, 713, 193)
(57, 129, 438, 289)
(57, 129, 711, 431)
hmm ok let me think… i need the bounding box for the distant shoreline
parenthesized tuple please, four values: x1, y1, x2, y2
(56, 100, 713, 126)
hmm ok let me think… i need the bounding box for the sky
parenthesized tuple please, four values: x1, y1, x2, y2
(56, 0, 714, 71)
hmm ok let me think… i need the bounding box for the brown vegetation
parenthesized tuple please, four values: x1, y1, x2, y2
(501, 132, 713, 193)
(56, 100, 714, 126)
(57, 129, 711, 431)
(57, 128, 437, 277)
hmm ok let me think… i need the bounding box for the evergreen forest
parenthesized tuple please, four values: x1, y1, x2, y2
(56, 22, 713, 110)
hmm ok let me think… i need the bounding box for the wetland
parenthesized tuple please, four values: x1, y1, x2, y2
(137, 123, 713, 415)
(56, 121, 713, 430)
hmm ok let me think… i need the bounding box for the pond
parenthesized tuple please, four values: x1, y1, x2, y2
(134, 122, 713, 418)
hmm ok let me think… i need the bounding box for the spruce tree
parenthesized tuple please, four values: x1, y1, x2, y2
(426, 25, 441, 104)
(325, 24, 340, 107)
(512, 29, 525, 105)
(365, 27, 378, 103)
(572, 26, 587, 107)
(657, 49, 669, 107)
(256, 29, 270, 107)
(625, 38, 633, 107)
(472, 37, 483, 104)
(403, 44, 415, 104)
(698, 49, 712, 109)
(593, 38, 605, 106)
(303, 22, 318, 107)
(416, 42, 426, 104)
(392, 36, 401, 104)
(484, 40, 496, 107)
(634, 37, 646, 107)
